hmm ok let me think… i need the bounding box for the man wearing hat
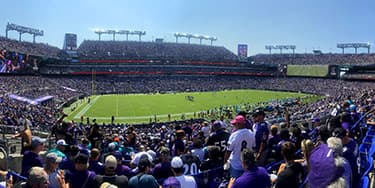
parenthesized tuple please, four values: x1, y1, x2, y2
(129, 154, 159, 188)
(171, 156, 197, 188)
(48, 139, 68, 160)
(252, 110, 269, 165)
(21, 136, 46, 177)
(67, 153, 96, 188)
(206, 120, 230, 160)
(44, 153, 67, 188)
(152, 147, 174, 184)
(172, 130, 185, 156)
(224, 115, 255, 179)
(94, 155, 128, 188)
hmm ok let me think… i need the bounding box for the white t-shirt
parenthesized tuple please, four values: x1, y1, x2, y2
(131, 151, 153, 165)
(175, 175, 198, 188)
(191, 148, 205, 162)
(201, 126, 210, 137)
(227, 128, 255, 170)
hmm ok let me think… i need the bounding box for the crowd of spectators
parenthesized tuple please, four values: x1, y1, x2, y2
(0, 76, 374, 131)
(0, 37, 66, 59)
(0, 75, 373, 188)
(250, 53, 375, 65)
(78, 40, 238, 62)
(1, 80, 373, 187)
(0, 49, 38, 73)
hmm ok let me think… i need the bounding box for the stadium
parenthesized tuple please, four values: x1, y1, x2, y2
(1, 2, 375, 188)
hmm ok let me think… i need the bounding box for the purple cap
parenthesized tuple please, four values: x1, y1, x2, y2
(162, 177, 181, 188)
(341, 122, 350, 130)
(307, 144, 344, 188)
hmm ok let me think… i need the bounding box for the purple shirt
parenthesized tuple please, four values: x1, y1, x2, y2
(116, 164, 131, 177)
(152, 162, 174, 182)
(88, 160, 105, 175)
(254, 122, 269, 152)
(68, 170, 96, 188)
(232, 166, 271, 188)
(21, 151, 43, 177)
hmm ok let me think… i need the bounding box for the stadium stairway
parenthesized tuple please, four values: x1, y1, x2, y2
(359, 125, 375, 188)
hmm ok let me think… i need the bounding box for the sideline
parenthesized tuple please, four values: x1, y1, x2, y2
(74, 96, 100, 119)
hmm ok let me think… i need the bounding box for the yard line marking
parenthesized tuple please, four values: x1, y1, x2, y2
(74, 96, 100, 119)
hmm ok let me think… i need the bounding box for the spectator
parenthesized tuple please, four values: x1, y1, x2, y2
(171, 156, 197, 188)
(274, 141, 304, 188)
(231, 148, 271, 188)
(94, 155, 128, 188)
(21, 136, 46, 177)
(252, 110, 269, 166)
(162, 177, 181, 188)
(23, 167, 49, 188)
(44, 153, 67, 188)
(205, 120, 230, 160)
(67, 153, 96, 188)
(327, 137, 352, 188)
(152, 147, 174, 184)
(48, 139, 68, 160)
(89, 148, 105, 175)
(12, 117, 33, 155)
(128, 155, 159, 188)
(332, 127, 359, 187)
(172, 130, 185, 156)
(224, 115, 255, 179)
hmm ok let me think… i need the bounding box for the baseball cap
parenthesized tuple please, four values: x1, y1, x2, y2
(253, 110, 265, 117)
(171, 156, 183, 168)
(100, 182, 118, 188)
(212, 121, 222, 130)
(105, 155, 117, 169)
(75, 153, 89, 164)
(108, 142, 117, 151)
(312, 117, 320, 123)
(112, 151, 123, 160)
(56, 139, 68, 146)
(31, 136, 46, 148)
(160, 147, 170, 155)
(307, 144, 344, 188)
(162, 177, 181, 188)
(46, 153, 62, 163)
(230, 115, 246, 125)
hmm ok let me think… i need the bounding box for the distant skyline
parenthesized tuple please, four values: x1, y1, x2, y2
(1, 0, 375, 55)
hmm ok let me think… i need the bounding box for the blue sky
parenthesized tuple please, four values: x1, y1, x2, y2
(1, 0, 375, 55)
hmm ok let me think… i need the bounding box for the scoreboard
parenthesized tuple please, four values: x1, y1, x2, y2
(237, 44, 248, 58)
(63, 33, 77, 51)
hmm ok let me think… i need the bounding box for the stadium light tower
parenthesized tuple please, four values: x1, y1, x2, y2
(174, 32, 217, 45)
(337, 43, 371, 54)
(208, 36, 217, 46)
(6, 22, 43, 43)
(265, 45, 296, 54)
(107, 30, 116, 41)
(94, 29, 106, 41)
(132, 31, 146, 41)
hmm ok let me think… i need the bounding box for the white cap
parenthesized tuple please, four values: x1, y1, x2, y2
(56, 139, 68, 146)
(171, 156, 183, 168)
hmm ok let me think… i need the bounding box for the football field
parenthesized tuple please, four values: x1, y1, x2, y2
(64, 89, 313, 124)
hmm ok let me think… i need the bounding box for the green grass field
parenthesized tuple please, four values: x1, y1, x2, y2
(64, 89, 315, 124)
